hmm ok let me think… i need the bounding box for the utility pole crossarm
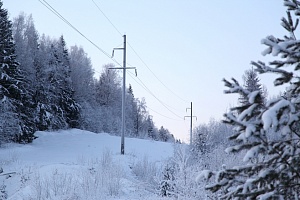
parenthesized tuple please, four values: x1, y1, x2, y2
(184, 116, 197, 119)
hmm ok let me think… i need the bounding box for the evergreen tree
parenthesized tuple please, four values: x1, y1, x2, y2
(159, 164, 176, 197)
(56, 36, 80, 128)
(95, 64, 121, 133)
(0, 1, 34, 143)
(33, 35, 53, 131)
(158, 126, 174, 142)
(12, 13, 39, 141)
(203, 1, 300, 198)
(238, 67, 266, 109)
(125, 84, 137, 136)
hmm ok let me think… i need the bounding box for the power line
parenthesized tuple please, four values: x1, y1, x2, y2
(39, 0, 122, 67)
(93, 68, 182, 121)
(42, 0, 185, 121)
(147, 106, 182, 121)
(127, 44, 189, 103)
(127, 71, 183, 120)
(90, 0, 189, 103)
(126, 63, 182, 113)
(127, 71, 182, 121)
(91, 0, 123, 36)
(91, 66, 182, 121)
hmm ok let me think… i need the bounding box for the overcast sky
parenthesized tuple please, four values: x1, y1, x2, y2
(3, 0, 287, 142)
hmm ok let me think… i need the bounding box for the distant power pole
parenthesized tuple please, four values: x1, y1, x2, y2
(110, 35, 136, 155)
(184, 102, 197, 145)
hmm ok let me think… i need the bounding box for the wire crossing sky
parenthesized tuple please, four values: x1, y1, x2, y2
(3, 0, 287, 141)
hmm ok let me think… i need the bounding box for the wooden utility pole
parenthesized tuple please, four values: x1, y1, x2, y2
(184, 102, 197, 145)
(110, 35, 135, 155)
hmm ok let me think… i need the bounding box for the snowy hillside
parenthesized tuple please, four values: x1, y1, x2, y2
(0, 129, 175, 200)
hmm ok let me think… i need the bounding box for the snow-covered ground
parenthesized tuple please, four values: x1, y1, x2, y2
(0, 129, 175, 200)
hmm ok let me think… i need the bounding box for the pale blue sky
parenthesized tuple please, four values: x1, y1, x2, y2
(3, 0, 286, 141)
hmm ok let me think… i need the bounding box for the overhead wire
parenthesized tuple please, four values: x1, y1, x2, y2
(127, 44, 189, 103)
(40, 0, 185, 121)
(147, 106, 182, 121)
(127, 71, 183, 120)
(91, 67, 181, 120)
(91, 0, 123, 36)
(90, 0, 185, 119)
(39, 0, 122, 67)
(90, 0, 189, 103)
(126, 62, 183, 114)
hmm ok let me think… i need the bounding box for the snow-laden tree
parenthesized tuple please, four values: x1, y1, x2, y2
(12, 13, 38, 89)
(39, 37, 67, 130)
(192, 119, 233, 157)
(69, 45, 96, 130)
(33, 34, 53, 131)
(33, 35, 80, 130)
(160, 144, 201, 198)
(69, 45, 95, 104)
(56, 36, 80, 128)
(12, 13, 39, 140)
(95, 64, 122, 133)
(135, 97, 148, 137)
(146, 115, 158, 140)
(125, 84, 137, 136)
(159, 164, 176, 197)
(203, 1, 300, 198)
(0, 1, 34, 143)
(158, 126, 175, 142)
(238, 68, 267, 111)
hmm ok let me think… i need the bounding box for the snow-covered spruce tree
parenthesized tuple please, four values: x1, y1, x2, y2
(12, 13, 39, 142)
(125, 84, 137, 136)
(56, 36, 80, 128)
(0, 1, 34, 143)
(33, 35, 53, 131)
(36, 36, 80, 130)
(158, 126, 175, 142)
(159, 164, 176, 197)
(44, 40, 67, 129)
(238, 68, 266, 111)
(203, 1, 300, 199)
(192, 119, 234, 157)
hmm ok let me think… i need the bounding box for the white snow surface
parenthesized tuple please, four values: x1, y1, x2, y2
(0, 129, 175, 200)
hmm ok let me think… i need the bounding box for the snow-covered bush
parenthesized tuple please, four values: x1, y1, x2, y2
(158, 144, 203, 199)
(192, 119, 234, 159)
(131, 154, 159, 187)
(201, 1, 300, 198)
(25, 150, 124, 199)
(79, 149, 124, 197)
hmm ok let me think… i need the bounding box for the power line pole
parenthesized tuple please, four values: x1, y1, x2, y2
(184, 102, 197, 145)
(110, 35, 136, 155)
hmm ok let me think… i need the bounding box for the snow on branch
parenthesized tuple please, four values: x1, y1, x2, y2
(251, 61, 293, 86)
(261, 36, 300, 57)
(261, 99, 295, 131)
(223, 78, 253, 100)
(284, 0, 300, 16)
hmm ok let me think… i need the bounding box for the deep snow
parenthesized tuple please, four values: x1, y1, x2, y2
(0, 129, 175, 199)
